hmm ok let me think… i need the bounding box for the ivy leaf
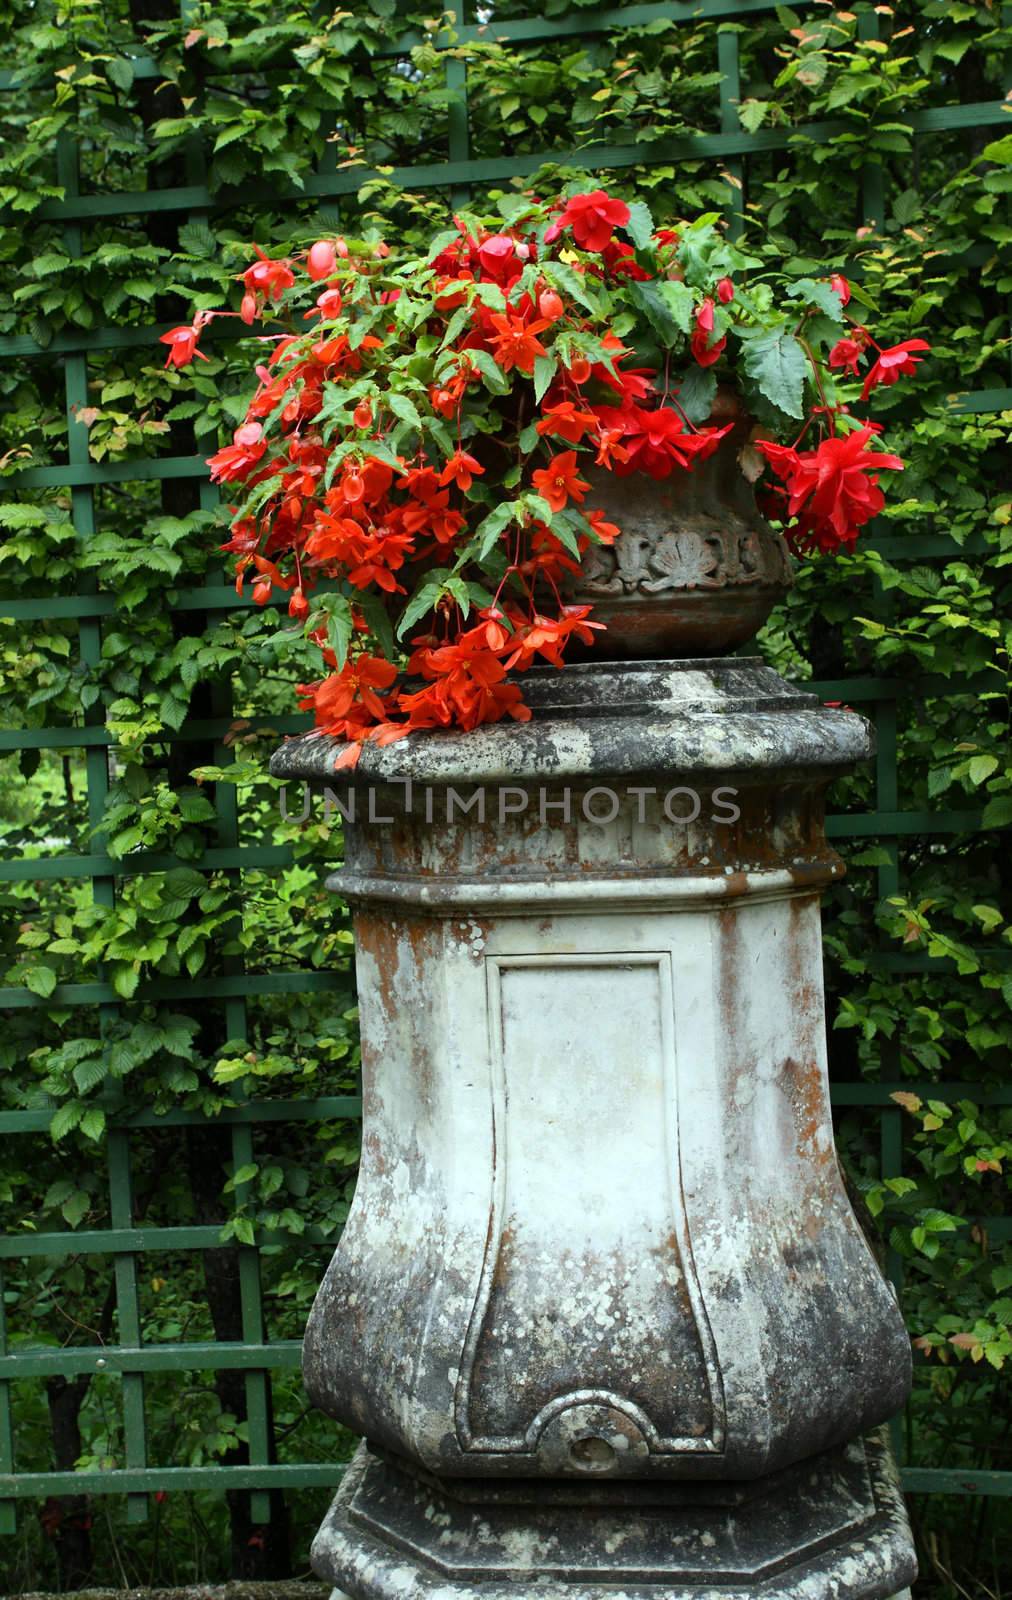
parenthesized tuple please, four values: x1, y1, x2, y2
(740, 328, 808, 419)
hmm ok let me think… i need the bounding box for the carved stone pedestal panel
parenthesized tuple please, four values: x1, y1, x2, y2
(271, 658, 916, 1600)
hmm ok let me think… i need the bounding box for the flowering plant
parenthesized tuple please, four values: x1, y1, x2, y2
(167, 188, 928, 764)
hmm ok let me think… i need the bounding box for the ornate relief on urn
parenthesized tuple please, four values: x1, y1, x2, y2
(565, 392, 794, 658)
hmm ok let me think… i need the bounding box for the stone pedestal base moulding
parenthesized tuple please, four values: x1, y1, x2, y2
(270, 657, 918, 1600)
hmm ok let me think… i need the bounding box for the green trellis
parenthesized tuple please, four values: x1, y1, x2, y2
(0, 0, 1010, 1534)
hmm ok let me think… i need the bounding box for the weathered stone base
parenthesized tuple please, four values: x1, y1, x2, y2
(312, 1431, 916, 1600)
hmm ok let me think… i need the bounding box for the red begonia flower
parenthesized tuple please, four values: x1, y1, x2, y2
(546, 190, 631, 252)
(860, 339, 931, 401)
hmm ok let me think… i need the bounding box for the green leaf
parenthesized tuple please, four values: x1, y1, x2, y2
(107, 57, 135, 92)
(321, 593, 354, 669)
(469, 349, 510, 396)
(740, 328, 808, 419)
(739, 98, 770, 134)
(80, 1108, 106, 1142)
(50, 1102, 84, 1142)
(388, 391, 423, 431)
(982, 795, 1012, 829)
(968, 754, 998, 785)
(426, 228, 460, 262)
(474, 501, 518, 561)
(111, 964, 140, 1000)
(628, 278, 688, 347)
(72, 1056, 108, 1094)
(533, 354, 557, 404)
(541, 261, 599, 316)
(656, 280, 695, 335)
(357, 592, 395, 660)
(396, 579, 443, 639)
(785, 278, 846, 321)
(61, 1189, 91, 1228)
(673, 366, 717, 424)
(624, 199, 654, 250)
(24, 965, 57, 998)
(233, 1216, 256, 1246)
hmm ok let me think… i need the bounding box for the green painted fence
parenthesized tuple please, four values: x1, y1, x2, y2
(0, 0, 1009, 1552)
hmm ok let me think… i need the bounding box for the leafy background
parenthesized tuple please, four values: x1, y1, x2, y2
(0, 0, 1009, 1593)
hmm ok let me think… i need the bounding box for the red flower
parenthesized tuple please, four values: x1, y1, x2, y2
(690, 298, 726, 368)
(207, 422, 267, 483)
(532, 450, 590, 512)
(159, 322, 209, 369)
(310, 288, 343, 321)
(477, 234, 523, 288)
(716, 277, 735, 305)
(860, 339, 931, 401)
(438, 450, 484, 491)
(353, 399, 373, 429)
(830, 273, 851, 306)
(487, 312, 550, 375)
(308, 653, 399, 726)
(829, 337, 866, 377)
(546, 190, 631, 252)
(538, 288, 564, 323)
(242, 247, 295, 303)
(307, 241, 337, 281)
(594, 405, 730, 480)
(535, 401, 598, 444)
(757, 426, 904, 549)
(504, 606, 605, 669)
(586, 508, 621, 545)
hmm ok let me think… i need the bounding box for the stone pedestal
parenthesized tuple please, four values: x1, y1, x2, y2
(271, 657, 917, 1600)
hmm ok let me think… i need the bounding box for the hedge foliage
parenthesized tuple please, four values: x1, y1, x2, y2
(0, 0, 1010, 1593)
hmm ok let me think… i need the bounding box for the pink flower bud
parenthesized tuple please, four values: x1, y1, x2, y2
(307, 241, 337, 281)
